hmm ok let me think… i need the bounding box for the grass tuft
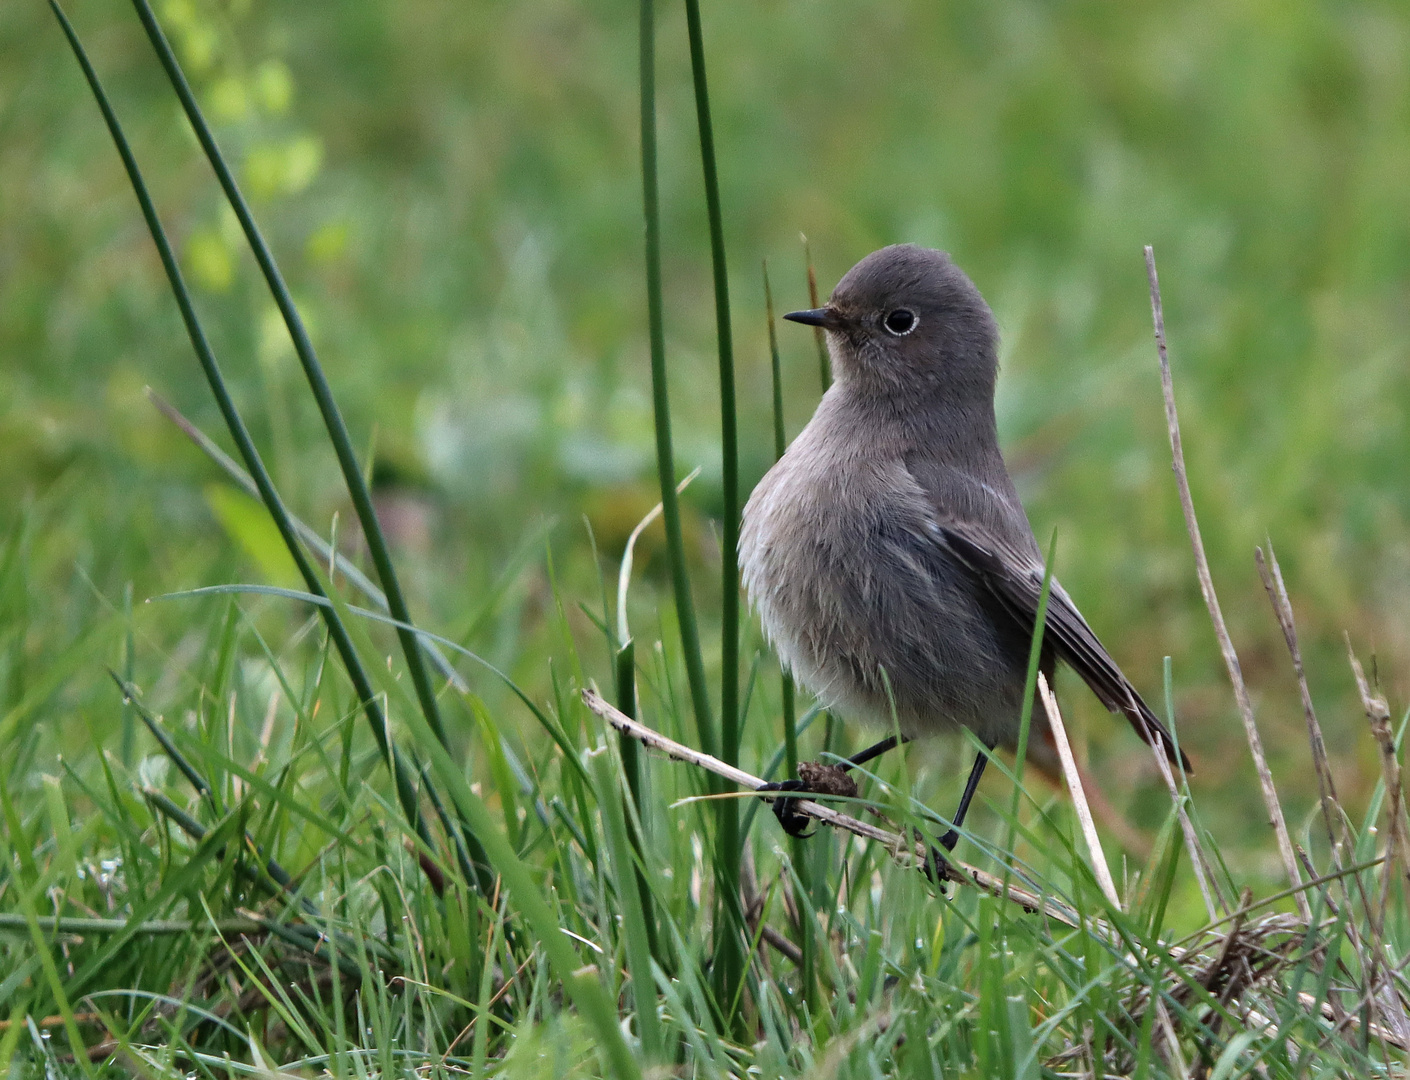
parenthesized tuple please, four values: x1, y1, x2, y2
(3, 3, 1405, 1079)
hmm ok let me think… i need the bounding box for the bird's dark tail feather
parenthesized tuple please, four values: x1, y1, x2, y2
(1119, 688, 1192, 773)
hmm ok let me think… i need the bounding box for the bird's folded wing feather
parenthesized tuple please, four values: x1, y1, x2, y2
(935, 521, 1192, 772)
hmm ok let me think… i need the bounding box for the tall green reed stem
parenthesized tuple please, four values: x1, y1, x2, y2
(761, 267, 796, 779)
(682, 0, 745, 1018)
(48, 2, 439, 872)
(124, 0, 493, 892)
(639, 0, 714, 760)
(804, 237, 831, 393)
(613, 639, 664, 968)
(999, 530, 1056, 919)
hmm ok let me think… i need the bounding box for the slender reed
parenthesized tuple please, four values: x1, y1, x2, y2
(638, 0, 714, 759)
(762, 265, 797, 780)
(128, 0, 495, 894)
(802, 235, 831, 392)
(763, 260, 812, 1007)
(681, 0, 745, 1014)
(49, 2, 436, 870)
(998, 534, 1055, 916)
(124, 0, 458, 774)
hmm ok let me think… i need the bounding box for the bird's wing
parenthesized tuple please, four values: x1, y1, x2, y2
(934, 519, 1192, 772)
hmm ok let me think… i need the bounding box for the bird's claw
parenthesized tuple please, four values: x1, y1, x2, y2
(759, 779, 816, 837)
(761, 761, 858, 837)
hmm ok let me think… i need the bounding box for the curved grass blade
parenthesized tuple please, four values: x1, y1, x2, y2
(151, 584, 591, 787)
(147, 389, 467, 692)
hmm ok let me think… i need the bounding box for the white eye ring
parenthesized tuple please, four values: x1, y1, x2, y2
(883, 308, 918, 336)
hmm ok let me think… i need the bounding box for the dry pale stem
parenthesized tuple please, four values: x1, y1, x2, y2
(1348, 642, 1409, 910)
(1255, 544, 1344, 861)
(580, 687, 1079, 927)
(1144, 245, 1307, 921)
(1256, 545, 1406, 1037)
(1038, 673, 1119, 908)
(1345, 647, 1410, 1055)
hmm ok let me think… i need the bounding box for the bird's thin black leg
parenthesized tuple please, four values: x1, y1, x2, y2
(919, 742, 996, 884)
(938, 743, 993, 851)
(841, 733, 909, 771)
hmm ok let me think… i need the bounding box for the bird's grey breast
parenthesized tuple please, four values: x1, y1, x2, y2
(740, 407, 1032, 739)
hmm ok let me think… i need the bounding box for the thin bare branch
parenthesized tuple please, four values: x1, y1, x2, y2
(581, 687, 1080, 927)
(1144, 246, 1307, 920)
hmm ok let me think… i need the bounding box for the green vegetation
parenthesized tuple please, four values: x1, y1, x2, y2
(1, 0, 1407, 1075)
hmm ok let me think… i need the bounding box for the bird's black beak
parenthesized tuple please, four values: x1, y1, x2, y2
(782, 307, 838, 328)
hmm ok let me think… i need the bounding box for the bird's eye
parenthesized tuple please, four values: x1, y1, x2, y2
(883, 308, 917, 336)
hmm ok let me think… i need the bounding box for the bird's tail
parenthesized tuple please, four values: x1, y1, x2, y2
(1118, 687, 1192, 773)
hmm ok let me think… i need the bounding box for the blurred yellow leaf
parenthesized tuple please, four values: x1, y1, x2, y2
(184, 227, 234, 292)
(244, 135, 323, 200)
(162, 0, 216, 73)
(243, 143, 285, 201)
(205, 484, 300, 588)
(207, 74, 248, 122)
(282, 135, 324, 193)
(255, 60, 294, 115)
(306, 220, 349, 264)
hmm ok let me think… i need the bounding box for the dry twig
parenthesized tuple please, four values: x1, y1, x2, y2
(580, 687, 1080, 927)
(1348, 641, 1408, 903)
(1255, 544, 1344, 860)
(1144, 245, 1307, 921)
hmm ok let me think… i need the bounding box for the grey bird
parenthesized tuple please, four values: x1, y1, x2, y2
(739, 244, 1190, 858)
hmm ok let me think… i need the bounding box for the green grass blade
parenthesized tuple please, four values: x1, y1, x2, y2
(108, 672, 211, 802)
(401, 705, 641, 1080)
(613, 640, 665, 968)
(154, 583, 593, 787)
(590, 747, 662, 1062)
(615, 641, 642, 800)
(1000, 528, 1057, 912)
(147, 389, 467, 693)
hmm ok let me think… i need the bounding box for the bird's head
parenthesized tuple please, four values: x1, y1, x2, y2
(785, 244, 999, 399)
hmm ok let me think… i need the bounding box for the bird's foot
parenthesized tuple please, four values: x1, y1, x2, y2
(760, 761, 857, 837)
(920, 843, 957, 888)
(917, 829, 963, 889)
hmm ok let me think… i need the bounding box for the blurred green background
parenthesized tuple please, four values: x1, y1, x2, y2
(3, 0, 1407, 861)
